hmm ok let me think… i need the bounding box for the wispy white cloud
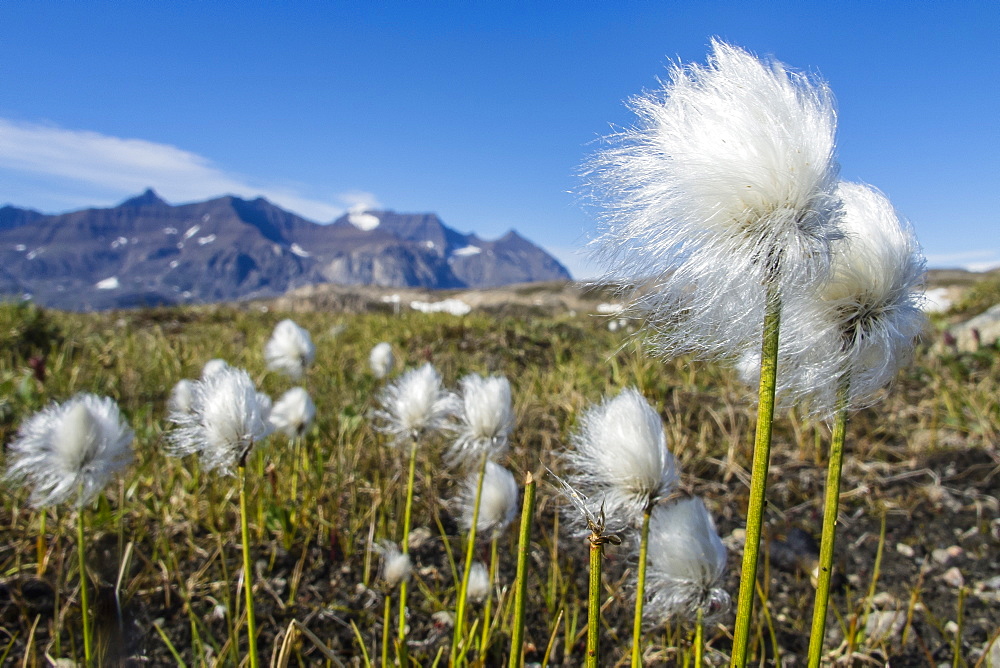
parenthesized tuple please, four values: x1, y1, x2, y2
(0, 118, 376, 222)
(925, 249, 1000, 272)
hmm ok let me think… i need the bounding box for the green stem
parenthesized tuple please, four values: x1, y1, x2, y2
(731, 285, 781, 667)
(37, 510, 47, 576)
(479, 537, 499, 656)
(452, 453, 489, 666)
(77, 508, 91, 667)
(694, 607, 703, 667)
(238, 465, 259, 668)
(508, 472, 536, 668)
(806, 379, 850, 667)
(630, 506, 652, 666)
(382, 594, 391, 668)
(586, 539, 603, 668)
(397, 440, 418, 666)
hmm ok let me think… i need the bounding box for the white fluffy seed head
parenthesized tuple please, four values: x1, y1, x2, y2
(466, 561, 491, 603)
(167, 379, 195, 416)
(447, 373, 515, 465)
(264, 319, 315, 380)
(373, 363, 452, 445)
(752, 181, 926, 416)
(369, 342, 395, 379)
(375, 540, 411, 587)
(459, 461, 519, 540)
(4, 393, 134, 508)
(643, 497, 729, 625)
(167, 367, 273, 475)
(269, 387, 316, 439)
(566, 388, 678, 527)
(585, 39, 843, 360)
(201, 358, 230, 380)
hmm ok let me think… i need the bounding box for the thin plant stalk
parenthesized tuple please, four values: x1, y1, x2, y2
(238, 465, 260, 668)
(479, 537, 499, 655)
(382, 594, 391, 668)
(37, 510, 47, 576)
(508, 471, 535, 668)
(397, 439, 418, 666)
(694, 607, 703, 667)
(731, 285, 781, 666)
(586, 539, 603, 668)
(630, 505, 652, 666)
(452, 453, 489, 665)
(807, 379, 850, 667)
(77, 508, 92, 666)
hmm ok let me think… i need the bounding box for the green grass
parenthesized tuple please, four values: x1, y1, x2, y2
(0, 301, 997, 665)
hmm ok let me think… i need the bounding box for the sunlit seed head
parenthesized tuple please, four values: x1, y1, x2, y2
(584, 39, 843, 360)
(269, 387, 316, 439)
(201, 358, 230, 380)
(373, 363, 452, 445)
(375, 540, 411, 587)
(4, 393, 134, 508)
(264, 319, 315, 380)
(167, 379, 195, 416)
(369, 342, 395, 379)
(447, 373, 515, 465)
(466, 561, 491, 603)
(566, 388, 678, 527)
(643, 497, 729, 625)
(459, 461, 519, 540)
(167, 367, 272, 475)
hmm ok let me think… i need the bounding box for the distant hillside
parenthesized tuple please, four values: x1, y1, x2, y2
(0, 189, 570, 310)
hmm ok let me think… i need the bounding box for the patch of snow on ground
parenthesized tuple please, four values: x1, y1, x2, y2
(169, 260, 179, 269)
(923, 288, 952, 313)
(202, 214, 211, 223)
(197, 234, 217, 245)
(452, 245, 482, 257)
(425, 241, 435, 249)
(381, 294, 401, 304)
(96, 276, 120, 290)
(25, 248, 41, 260)
(111, 236, 128, 249)
(14, 244, 26, 252)
(290, 243, 311, 257)
(163, 227, 178, 235)
(183, 225, 201, 240)
(596, 302, 623, 314)
(348, 211, 380, 231)
(410, 298, 472, 316)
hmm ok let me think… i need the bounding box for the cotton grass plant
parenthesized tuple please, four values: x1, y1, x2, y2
(565, 387, 678, 665)
(584, 39, 845, 663)
(264, 318, 316, 381)
(167, 366, 273, 668)
(4, 393, 134, 666)
(447, 372, 516, 664)
(372, 362, 451, 663)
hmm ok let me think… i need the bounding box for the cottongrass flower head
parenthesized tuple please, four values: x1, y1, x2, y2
(585, 38, 843, 359)
(793, 181, 925, 414)
(201, 358, 230, 380)
(168, 366, 273, 474)
(167, 378, 195, 416)
(369, 342, 395, 379)
(4, 393, 134, 508)
(264, 319, 315, 380)
(375, 540, 412, 587)
(373, 362, 452, 444)
(744, 182, 926, 415)
(269, 387, 316, 439)
(643, 497, 729, 625)
(458, 461, 519, 540)
(447, 373, 515, 465)
(466, 561, 491, 603)
(566, 388, 678, 527)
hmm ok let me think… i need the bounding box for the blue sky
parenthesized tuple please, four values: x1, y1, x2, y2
(2, 2, 997, 278)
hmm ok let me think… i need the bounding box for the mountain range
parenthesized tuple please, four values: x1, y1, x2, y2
(0, 189, 570, 310)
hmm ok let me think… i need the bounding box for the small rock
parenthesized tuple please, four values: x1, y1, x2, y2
(864, 609, 905, 641)
(871, 591, 898, 609)
(945, 545, 964, 560)
(725, 528, 746, 549)
(407, 527, 433, 551)
(984, 634, 1000, 668)
(932, 548, 952, 565)
(944, 620, 959, 636)
(940, 567, 965, 589)
(896, 543, 915, 558)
